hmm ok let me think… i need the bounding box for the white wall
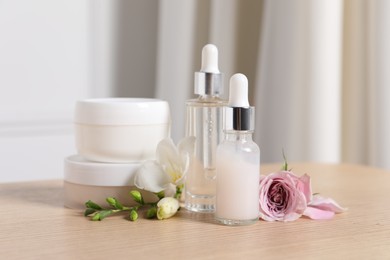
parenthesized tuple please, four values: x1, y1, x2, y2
(0, 0, 89, 182)
(0, 0, 159, 182)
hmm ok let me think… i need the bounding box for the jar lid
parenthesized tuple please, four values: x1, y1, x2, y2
(74, 98, 171, 125)
(64, 155, 141, 186)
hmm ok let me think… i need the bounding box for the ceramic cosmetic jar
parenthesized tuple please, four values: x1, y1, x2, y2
(64, 155, 157, 209)
(74, 98, 170, 163)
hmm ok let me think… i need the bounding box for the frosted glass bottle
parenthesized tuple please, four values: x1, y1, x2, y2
(215, 73, 260, 225)
(184, 44, 226, 213)
(215, 131, 260, 225)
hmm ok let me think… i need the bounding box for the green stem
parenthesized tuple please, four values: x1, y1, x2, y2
(174, 184, 183, 200)
(282, 149, 288, 171)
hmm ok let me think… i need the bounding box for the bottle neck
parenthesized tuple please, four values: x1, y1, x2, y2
(194, 71, 223, 96)
(224, 131, 254, 142)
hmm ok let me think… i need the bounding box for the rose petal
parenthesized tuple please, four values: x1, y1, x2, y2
(298, 174, 312, 203)
(283, 212, 304, 222)
(259, 212, 277, 222)
(303, 206, 335, 220)
(309, 195, 347, 213)
(134, 161, 170, 193)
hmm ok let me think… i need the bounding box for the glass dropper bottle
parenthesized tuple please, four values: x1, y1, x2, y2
(215, 73, 260, 225)
(184, 44, 227, 213)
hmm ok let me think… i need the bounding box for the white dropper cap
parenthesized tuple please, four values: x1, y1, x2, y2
(201, 44, 220, 73)
(228, 73, 249, 107)
(194, 44, 223, 96)
(224, 73, 255, 131)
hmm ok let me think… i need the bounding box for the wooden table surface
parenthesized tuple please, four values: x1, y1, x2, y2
(1, 163, 389, 259)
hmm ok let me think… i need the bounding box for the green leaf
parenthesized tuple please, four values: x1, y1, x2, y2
(146, 206, 157, 219)
(92, 210, 113, 221)
(84, 208, 97, 217)
(106, 197, 123, 210)
(85, 200, 103, 210)
(129, 190, 144, 205)
(129, 209, 138, 221)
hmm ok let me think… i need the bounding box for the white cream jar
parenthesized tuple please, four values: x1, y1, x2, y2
(74, 98, 170, 163)
(64, 155, 157, 209)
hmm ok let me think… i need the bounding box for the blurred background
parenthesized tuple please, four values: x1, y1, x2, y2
(1, 0, 389, 182)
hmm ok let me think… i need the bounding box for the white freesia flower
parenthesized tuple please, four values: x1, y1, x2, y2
(134, 137, 195, 193)
(133, 161, 171, 193)
(157, 197, 180, 220)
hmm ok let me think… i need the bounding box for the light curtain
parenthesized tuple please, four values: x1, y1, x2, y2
(155, 0, 390, 169)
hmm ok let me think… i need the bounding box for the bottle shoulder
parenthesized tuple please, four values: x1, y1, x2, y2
(186, 96, 227, 107)
(218, 138, 260, 153)
(217, 139, 260, 165)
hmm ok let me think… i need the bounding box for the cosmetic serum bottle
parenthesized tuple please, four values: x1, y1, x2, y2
(185, 44, 227, 213)
(215, 73, 260, 225)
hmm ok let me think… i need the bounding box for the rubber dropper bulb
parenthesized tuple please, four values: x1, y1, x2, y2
(228, 73, 249, 107)
(201, 44, 220, 73)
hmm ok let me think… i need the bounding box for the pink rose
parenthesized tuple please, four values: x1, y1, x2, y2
(259, 171, 347, 221)
(259, 171, 311, 221)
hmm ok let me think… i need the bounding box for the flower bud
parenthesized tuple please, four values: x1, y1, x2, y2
(106, 197, 123, 209)
(156, 197, 179, 220)
(129, 209, 138, 221)
(129, 190, 144, 205)
(146, 206, 157, 219)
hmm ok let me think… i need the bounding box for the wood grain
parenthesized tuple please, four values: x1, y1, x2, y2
(0, 163, 389, 259)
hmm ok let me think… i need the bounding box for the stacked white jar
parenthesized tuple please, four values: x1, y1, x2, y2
(64, 98, 171, 209)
